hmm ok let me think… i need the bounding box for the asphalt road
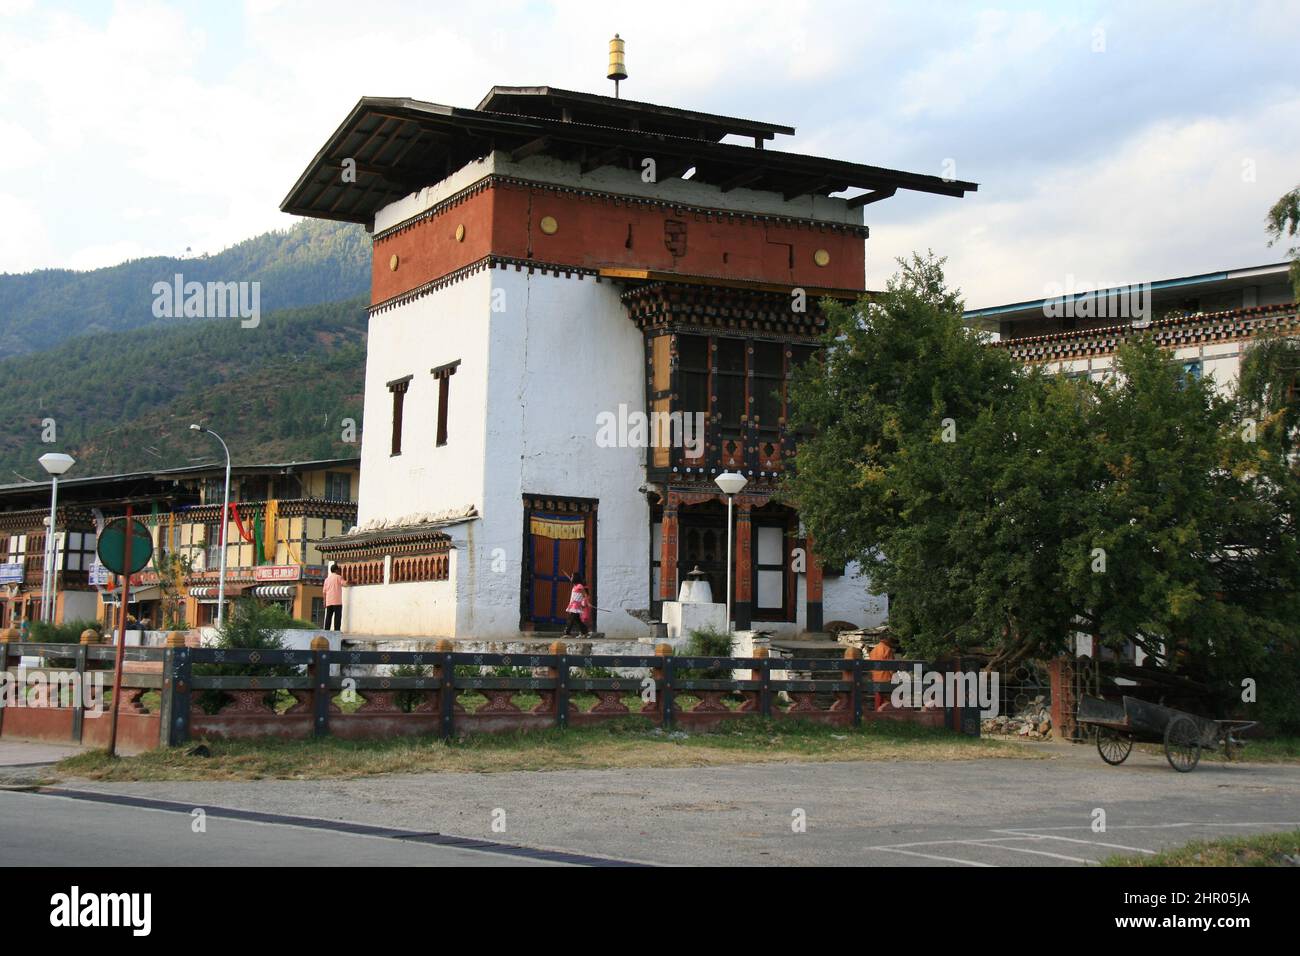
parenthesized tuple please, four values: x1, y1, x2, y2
(0, 789, 592, 867)
(2, 741, 1296, 866)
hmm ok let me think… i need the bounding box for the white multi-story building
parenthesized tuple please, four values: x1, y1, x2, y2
(283, 85, 976, 640)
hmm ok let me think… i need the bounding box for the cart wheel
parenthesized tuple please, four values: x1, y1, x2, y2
(1096, 727, 1133, 765)
(1164, 715, 1202, 772)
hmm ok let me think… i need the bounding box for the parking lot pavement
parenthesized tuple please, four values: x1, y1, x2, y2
(864, 820, 1300, 866)
(46, 745, 1300, 866)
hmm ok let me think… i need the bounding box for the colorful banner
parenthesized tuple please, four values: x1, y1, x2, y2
(253, 510, 266, 565)
(264, 499, 279, 566)
(529, 515, 586, 540)
(230, 502, 254, 543)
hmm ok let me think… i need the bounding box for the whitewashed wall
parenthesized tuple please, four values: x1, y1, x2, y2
(344, 577, 458, 637)
(821, 561, 889, 629)
(356, 271, 492, 526)
(348, 267, 648, 639)
(465, 268, 649, 639)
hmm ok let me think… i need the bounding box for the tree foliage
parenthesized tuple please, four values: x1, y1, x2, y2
(0, 297, 367, 478)
(1266, 185, 1300, 299)
(786, 254, 1300, 726)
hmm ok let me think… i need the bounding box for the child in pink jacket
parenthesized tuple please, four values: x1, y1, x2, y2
(563, 572, 591, 636)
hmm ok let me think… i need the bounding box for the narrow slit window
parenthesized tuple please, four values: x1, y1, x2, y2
(387, 375, 412, 456)
(432, 361, 460, 447)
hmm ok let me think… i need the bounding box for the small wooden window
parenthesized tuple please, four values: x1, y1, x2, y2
(324, 472, 352, 502)
(715, 338, 746, 427)
(752, 341, 783, 424)
(677, 335, 709, 418)
(432, 361, 460, 447)
(387, 376, 412, 456)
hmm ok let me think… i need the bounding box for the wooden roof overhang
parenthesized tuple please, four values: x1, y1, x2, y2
(282, 96, 978, 224)
(316, 524, 454, 562)
(475, 86, 795, 144)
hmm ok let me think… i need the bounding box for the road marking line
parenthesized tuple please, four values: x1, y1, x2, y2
(866, 846, 997, 867)
(952, 840, 1095, 864)
(989, 829, 1157, 854)
(996, 821, 1300, 832)
(884, 836, 1062, 848)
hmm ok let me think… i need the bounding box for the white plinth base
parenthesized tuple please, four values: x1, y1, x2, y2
(662, 601, 728, 643)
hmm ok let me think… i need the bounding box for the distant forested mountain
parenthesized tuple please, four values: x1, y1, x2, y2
(0, 298, 368, 481)
(0, 219, 370, 360)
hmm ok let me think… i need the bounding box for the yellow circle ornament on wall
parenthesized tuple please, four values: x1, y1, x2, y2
(389, 254, 399, 271)
(455, 224, 466, 242)
(813, 248, 831, 267)
(539, 215, 559, 235)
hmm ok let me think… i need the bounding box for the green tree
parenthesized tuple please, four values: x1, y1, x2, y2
(1266, 185, 1300, 298)
(786, 255, 1297, 718)
(784, 253, 1018, 573)
(155, 551, 193, 629)
(1230, 334, 1300, 730)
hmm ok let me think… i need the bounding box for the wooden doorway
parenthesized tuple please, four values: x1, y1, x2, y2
(521, 496, 597, 630)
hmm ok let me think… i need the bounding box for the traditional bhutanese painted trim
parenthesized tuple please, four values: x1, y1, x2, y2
(521, 494, 597, 513)
(317, 525, 454, 563)
(662, 482, 788, 505)
(274, 498, 359, 520)
(620, 281, 829, 338)
(367, 255, 600, 314)
(0, 508, 96, 534)
(370, 173, 871, 245)
(368, 256, 498, 314)
(179, 498, 357, 523)
(998, 303, 1299, 363)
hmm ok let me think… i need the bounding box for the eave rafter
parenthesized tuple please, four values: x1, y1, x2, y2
(846, 187, 898, 208)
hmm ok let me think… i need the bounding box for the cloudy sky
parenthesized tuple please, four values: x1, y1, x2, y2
(1, 0, 1297, 307)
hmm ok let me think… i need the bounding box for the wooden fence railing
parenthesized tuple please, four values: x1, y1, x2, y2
(0, 633, 981, 749)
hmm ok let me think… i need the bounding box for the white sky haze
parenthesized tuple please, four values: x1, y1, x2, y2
(1, 0, 1297, 307)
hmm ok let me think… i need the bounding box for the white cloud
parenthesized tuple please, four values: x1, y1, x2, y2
(0, 0, 1297, 287)
(0, 193, 49, 273)
(872, 96, 1300, 307)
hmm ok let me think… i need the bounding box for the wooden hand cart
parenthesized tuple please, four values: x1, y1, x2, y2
(1077, 695, 1256, 773)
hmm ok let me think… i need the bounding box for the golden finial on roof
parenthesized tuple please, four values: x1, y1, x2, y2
(608, 34, 627, 98)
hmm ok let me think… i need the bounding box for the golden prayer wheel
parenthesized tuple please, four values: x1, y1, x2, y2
(608, 35, 629, 81)
(608, 33, 629, 97)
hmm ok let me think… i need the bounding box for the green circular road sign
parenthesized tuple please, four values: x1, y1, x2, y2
(97, 518, 154, 575)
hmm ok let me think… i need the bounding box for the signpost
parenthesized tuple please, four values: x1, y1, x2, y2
(0, 563, 22, 586)
(253, 565, 302, 582)
(96, 509, 154, 757)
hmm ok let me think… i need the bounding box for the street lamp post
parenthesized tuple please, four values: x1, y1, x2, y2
(714, 471, 748, 633)
(190, 425, 232, 629)
(38, 453, 76, 624)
